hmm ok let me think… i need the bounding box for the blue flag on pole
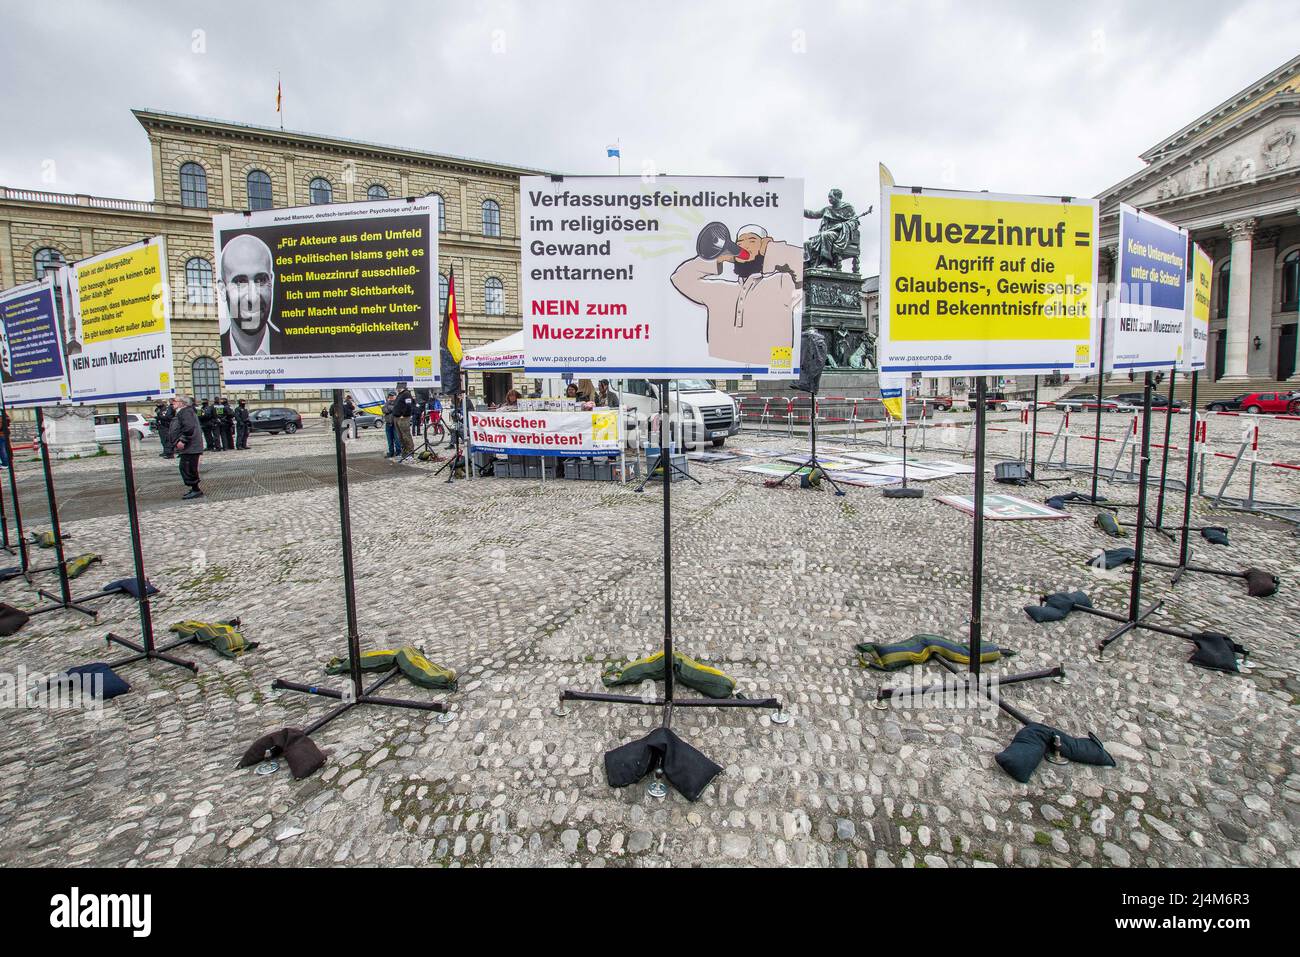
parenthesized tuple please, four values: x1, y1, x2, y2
(606, 144, 620, 158)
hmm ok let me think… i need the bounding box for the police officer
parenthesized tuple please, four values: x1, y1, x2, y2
(199, 399, 220, 451)
(154, 400, 175, 458)
(215, 395, 235, 451)
(392, 382, 416, 463)
(235, 399, 251, 450)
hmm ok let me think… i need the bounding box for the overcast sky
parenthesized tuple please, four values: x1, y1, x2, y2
(1, 1, 1296, 266)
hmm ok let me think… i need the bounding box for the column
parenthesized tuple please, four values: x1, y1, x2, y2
(149, 136, 164, 203)
(1292, 209, 1300, 381)
(220, 148, 233, 208)
(1248, 228, 1277, 378)
(1220, 219, 1255, 381)
(284, 155, 297, 206)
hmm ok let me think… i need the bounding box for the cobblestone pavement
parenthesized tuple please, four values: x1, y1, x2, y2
(0, 411, 1295, 867)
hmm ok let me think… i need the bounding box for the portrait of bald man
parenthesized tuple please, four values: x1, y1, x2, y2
(219, 234, 276, 356)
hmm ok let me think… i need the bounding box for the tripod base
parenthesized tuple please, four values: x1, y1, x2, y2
(635, 451, 700, 492)
(26, 588, 99, 619)
(883, 486, 923, 499)
(104, 632, 200, 673)
(272, 667, 451, 738)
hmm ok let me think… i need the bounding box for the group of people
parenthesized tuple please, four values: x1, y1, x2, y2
(154, 396, 250, 458)
(564, 379, 618, 407)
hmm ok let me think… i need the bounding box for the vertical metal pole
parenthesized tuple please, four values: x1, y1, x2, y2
(1091, 305, 1108, 501)
(0, 405, 10, 551)
(117, 401, 155, 654)
(332, 389, 363, 702)
(1155, 367, 1176, 529)
(4, 434, 29, 571)
(659, 380, 673, 710)
(970, 376, 987, 676)
(1178, 371, 1199, 568)
(1030, 375, 1039, 479)
(34, 408, 73, 605)
(1127, 374, 1155, 621)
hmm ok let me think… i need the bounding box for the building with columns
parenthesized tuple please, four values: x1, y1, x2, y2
(0, 109, 542, 414)
(1098, 54, 1300, 386)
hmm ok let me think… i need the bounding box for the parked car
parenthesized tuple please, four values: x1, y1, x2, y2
(927, 395, 954, 411)
(1054, 395, 1120, 413)
(1207, 391, 1298, 415)
(967, 390, 1016, 411)
(1111, 392, 1185, 410)
(94, 412, 153, 444)
(248, 407, 303, 434)
(353, 411, 383, 429)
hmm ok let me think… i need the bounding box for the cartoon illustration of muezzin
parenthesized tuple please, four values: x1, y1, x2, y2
(671, 222, 801, 366)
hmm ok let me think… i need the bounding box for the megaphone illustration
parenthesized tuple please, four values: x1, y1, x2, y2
(696, 221, 743, 261)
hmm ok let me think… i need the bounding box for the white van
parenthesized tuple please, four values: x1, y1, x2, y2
(94, 412, 153, 445)
(613, 379, 740, 449)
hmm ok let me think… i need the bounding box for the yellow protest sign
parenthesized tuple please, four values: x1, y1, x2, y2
(74, 242, 167, 345)
(879, 186, 1099, 377)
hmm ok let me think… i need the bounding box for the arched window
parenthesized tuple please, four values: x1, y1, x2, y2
(484, 277, 504, 315)
(180, 162, 208, 208)
(438, 273, 450, 316)
(1282, 249, 1299, 311)
(482, 199, 500, 237)
(428, 192, 446, 231)
(367, 183, 389, 200)
(247, 169, 273, 211)
(185, 257, 213, 305)
(33, 247, 65, 280)
(309, 177, 333, 204)
(191, 357, 221, 400)
(1217, 260, 1231, 316)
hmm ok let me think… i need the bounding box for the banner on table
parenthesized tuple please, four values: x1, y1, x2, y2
(65, 237, 175, 403)
(1180, 242, 1211, 373)
(211, 197, 440, 390)
(521, 175, 803, 378)
(0, 276, 68, 406)
(1111, 203, 1187, 372)
(468, 408, 621, 457)
(878, 185, 1099, 377)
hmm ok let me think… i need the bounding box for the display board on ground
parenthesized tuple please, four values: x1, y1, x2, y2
(0, 276, 68, 406)
(467, 409, 621, 457)
(1110, 203, 1187, 372)
(937, 494, 1070, 520)
(878, 185, 1099, 377)
(65, 236, 175, 403)
(521, 176, 803, 378)
(1180, 242, 1211, 374)
(212, 197, 440, 390)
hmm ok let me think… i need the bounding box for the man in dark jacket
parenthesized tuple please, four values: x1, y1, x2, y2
(392, 383, 415, 462)
(153, 401, 174, 458)
(235, 400, 251, 450)
(170, 395, 205, 499)
(215, 396, 235, 451)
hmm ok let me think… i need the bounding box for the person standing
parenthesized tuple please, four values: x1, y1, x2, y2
(154, 400, 175, 458)
(382, 391, 399, 458)
(234, 399, 251, 450)
(170, 395, 204, 499)
(199, 399, 219, 451)
(216, 395, 235, 451)
(392, 382, 415, 463)
(343, 393, 358, 441)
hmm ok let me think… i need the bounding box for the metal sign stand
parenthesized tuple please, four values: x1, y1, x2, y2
(556, 380, 786, 792)
(270, 390, 452, 738)
(23, 407, 98, 619)
(768, 388, 845, 496)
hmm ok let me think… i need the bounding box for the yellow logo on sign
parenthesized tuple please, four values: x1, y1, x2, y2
(1075, 343, 1090, 363)
(592, 411, 618, 442)
(770, 346, 793, 370)
(160, 371, 170, 389)
(414, 354, 432, 376)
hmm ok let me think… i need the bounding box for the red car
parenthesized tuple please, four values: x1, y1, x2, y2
(1207, 391, 1299, 415)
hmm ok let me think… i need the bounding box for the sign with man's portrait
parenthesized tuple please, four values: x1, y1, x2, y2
(521, 176, 803, 378)
(211, 197, 441, 390)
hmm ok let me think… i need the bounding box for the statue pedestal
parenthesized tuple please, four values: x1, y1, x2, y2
(43, 407, 100, 459)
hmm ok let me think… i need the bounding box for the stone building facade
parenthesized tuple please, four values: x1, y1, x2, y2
(1097, 55, 1300, 384)
(0, 109, 543, 414)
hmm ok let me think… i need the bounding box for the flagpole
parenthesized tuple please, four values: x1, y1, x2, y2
(278, 71, 284, 130)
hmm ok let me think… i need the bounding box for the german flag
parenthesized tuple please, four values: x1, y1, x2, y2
(442, 266, 462, 363)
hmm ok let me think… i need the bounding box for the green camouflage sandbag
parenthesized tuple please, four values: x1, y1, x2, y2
(65, 553, 102, 579)
(394, 647, 457, 689)
(1094, 511, 1125, 537)
(602, 650, 736, 698)
(326, 649, 398, 674)
(602, 650, 668, 687)
(30, 530, 57, 548)
(169, 618, 258, 658)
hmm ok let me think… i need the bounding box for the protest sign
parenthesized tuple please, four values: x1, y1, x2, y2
(521, 176, 803, 378)
(1111, 204, 1187, 371)
(212, 197, 440, 389)
(1180, 242, 1211, 373)
(65, 237, 175, 403)
(468, 408, 621, 457)
(0, 276, 68, 406)
(878, 186, 1099, 377)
